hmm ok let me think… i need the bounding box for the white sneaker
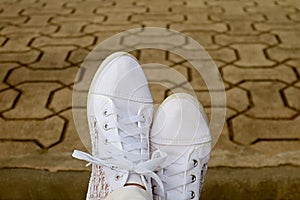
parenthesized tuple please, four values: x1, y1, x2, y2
(150, 93, 211, 200)
(72, 52, 164, 199)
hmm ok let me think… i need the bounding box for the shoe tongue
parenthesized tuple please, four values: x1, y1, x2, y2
(111, 97, 150, 190)
(111, 97, 142, 155)
(111, 97, 142, 116)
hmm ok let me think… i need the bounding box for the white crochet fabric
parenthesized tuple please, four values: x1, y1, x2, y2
(86, 117, 110, 200)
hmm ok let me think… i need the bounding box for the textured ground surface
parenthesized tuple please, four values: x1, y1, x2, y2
(0, 0, 299, 198)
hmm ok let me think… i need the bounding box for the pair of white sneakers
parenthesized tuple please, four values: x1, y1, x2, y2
(72, 52, 211, 200)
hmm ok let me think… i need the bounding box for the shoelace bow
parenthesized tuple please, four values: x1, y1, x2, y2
(72, 110, 167, 199)
(154, 157, 198, 199)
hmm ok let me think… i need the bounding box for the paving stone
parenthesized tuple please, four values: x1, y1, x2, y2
(170, 23, 228, 32)
(0, 34, 32, 52)
(0, 141, 41, 158)
(53, 22, 88, 37)
(232, 115, 300, 145)
(0, 16, 28, 25)
(208, 47, 237, 63)
(247, 4, 297, 23)
(166, 53, 229, 90)
(50, 16, 105, 37)
(286, 59, 300, 75)
(0, 36, 6, 46)
(2, 82, 61, 119)
(210, 13, 265, 22)
(226, 87, 250, 112)
(241, 81, 297, 118)
(232, 44, 275, 67)
(0, 63, 18, 91)
(95, 6, 147, 14)
(101, 13, 136, 25)
(215, 33, 278, 46)
(51, 16, 104, 24)
(48, 87, 72, 112)
(22, 2, 73, 15)
(24, 15, 53, 26)
(267, 46, 300, 61)
(276, 0, 300, 8)
(88, 36, 126, 51)
(254, 22, 300, 31)
(227, 21, 257, 35)
(130, 13, 185, 23)
(0, 1, 41, 17)
(149, 84, 168, 105)
(171, 64, 190, 80)
(143, 66, 187, 89)
(194, 91, 211, 107)
(274, 30, 300, 48)
(182, 30, 220, 50)
(72, 60, 101, 94)
(189, 65, 209, 91)
(284, 86, 300, 110)
(194, 90, 228, 109)
(122, 31, 186, 48)
(172, 6, 222, 22)
(30, 46, 76, 69)
(66, 1, 114, 15)
(289, 13, 300, 22)
(172, 4, 222, 13)
(0, 116, 65, 148)
(0, 89, 19, 112)
(211, 131, 300, 167)
(136, 0, 183, 13)
(0, 50, 41, 64)
(48, 110, 86, 153)
(251, 141, 300, 156)
(6, 66, 77, 86)
(183, 0, 206, 7)
(83, 24, 141, 34)
(31, 36, 94, 48)
(139, 49, 173, 66)
(167, 46, 217, 62)
(1, 25, 57, 35)
(112, 0, 136, 6)
(208, 0, 255, 15)
(139, 21, 170, 28)
(222, 64, 297, 84)
(67, 48, 90, 65)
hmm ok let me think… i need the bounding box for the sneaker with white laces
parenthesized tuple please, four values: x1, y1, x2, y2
(72, 52, 165, 199)
(150, 93, 211, 200)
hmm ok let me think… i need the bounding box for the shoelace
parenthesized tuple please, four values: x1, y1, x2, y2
(154, 157, 198, 200)
(72, 110, 167, 198)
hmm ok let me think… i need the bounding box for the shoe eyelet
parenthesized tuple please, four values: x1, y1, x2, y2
(190, 191, 195, 199)
(103, 139, 109, 145)
(111, 165, 117, 170)
(103, 123, 109, 130)
(191, 174, 196, 183)
(141, 114, 145, 123)
(103, 110, 109, 116)
(114, 174, 122, 181)
(193, 159, 198, 167)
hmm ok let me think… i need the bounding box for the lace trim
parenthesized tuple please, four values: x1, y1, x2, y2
(86, 117, 111, 200)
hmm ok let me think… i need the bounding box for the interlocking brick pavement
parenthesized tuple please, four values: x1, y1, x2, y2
(0, 0, 299, 175)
